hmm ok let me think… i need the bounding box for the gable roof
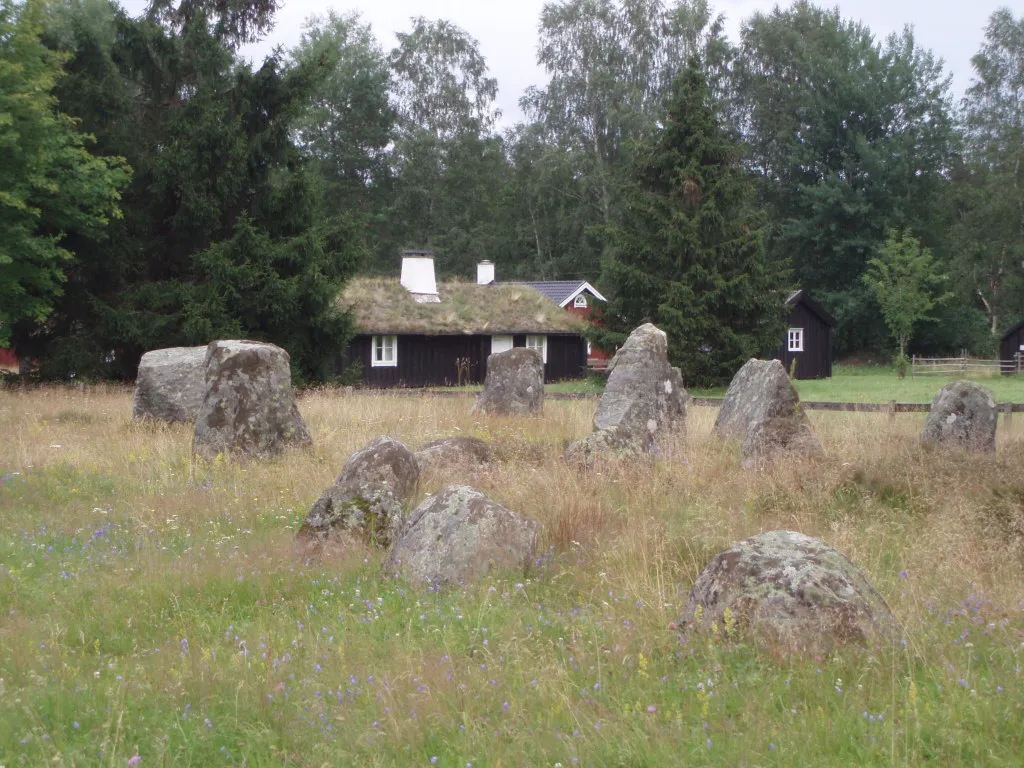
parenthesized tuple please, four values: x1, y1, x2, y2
(1001, 319, 1024, 341)
(501, 280, 607, 307)
(787, 290, 836, 327)
(340, 278, 588, 336)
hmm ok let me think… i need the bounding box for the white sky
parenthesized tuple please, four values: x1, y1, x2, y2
(121, 0, 1010, 124)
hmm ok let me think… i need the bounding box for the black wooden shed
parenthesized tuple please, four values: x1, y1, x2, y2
(776, 290, 836, 380)
(999, 320, 1024, 374)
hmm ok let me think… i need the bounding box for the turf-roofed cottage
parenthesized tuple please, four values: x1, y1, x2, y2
(339, 252, 591, 387)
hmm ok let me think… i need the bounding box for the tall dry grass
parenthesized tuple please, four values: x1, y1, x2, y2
(2, 385, 1023, 765)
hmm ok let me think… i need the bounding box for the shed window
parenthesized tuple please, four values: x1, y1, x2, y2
(525, 334, 547, 364)
(573, 294, 588, 308)
(788, 328, 804, 353)
(372, 335, 397, 367)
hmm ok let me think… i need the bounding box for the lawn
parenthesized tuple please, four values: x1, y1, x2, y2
(1, 387, 1022, 765)
(550, 365, 1024, 403)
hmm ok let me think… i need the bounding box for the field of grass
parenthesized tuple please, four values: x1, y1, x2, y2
(1, 386, 1023, 765)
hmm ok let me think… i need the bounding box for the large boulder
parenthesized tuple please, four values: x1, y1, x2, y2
(193, 340, 311, 460)
(133, 346, 207, 423)
(300, 437, 419, 548)
(713, 358, 821, 466)
(414, 436, 492, 474)
(921, 381, 998, 453)
(385, 485, 539, 586)
(566, 323, 687, 465)
(471, 348, 544, 416)
(677, 530, 898, 655)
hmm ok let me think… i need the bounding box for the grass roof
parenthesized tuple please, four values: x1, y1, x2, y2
(339, 278, 589, 336)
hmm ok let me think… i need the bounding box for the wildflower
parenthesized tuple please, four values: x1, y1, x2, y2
(73, 721, 80, 729)
(646, 705, 657, 714)
(128, 756, 142, 767)
(769, 743, 776, 751)
(430, 759, 438, 765)
(706, 739, 713, 748)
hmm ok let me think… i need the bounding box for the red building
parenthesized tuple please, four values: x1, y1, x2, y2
(0, 347, 17, 371)
(489, 266, 609, 369)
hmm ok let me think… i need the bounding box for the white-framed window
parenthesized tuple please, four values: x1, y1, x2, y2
(491, 335, 514, 355)
(788, 328, 804, 353)
(525, 334, 547, 364)
(371, 335, 397, 367)
(573, 293, 588, 309)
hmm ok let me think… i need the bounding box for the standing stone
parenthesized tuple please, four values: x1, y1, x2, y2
(414, 436, 492, 473)
(565, 323, 687, 465)
(385, 485, 539, 586)
(133, 346, 207, 423)
(193, 340, 311, 460)
(299, 436, 419, 547)
(471, 348, 544, 416)
(677, 530, 898, 655)
(921, 381, 998, 453)
(713, 358, 821, 466)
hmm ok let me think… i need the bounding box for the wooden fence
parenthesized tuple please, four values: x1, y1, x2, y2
(911, 353, 1017, 376)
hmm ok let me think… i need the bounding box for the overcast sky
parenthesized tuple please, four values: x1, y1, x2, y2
(122, 0, 1009, 124)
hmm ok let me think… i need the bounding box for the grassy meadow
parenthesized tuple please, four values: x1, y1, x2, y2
(1, 386, 1023, 766)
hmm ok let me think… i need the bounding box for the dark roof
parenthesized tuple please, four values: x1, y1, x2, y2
(339, 278, 588, 335)
(500, 280, 606, 306)
(787, 290, 836, 327)
(1001, 319, 1024, 340)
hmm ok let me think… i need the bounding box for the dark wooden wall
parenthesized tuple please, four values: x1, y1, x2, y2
(1000, 326, 1024, 374)
(345, 333, 587, 387)
(776, 301, 832, 379)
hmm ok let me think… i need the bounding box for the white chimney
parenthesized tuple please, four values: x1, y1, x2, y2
(477, 260, 495, 285)
(400, 250, 440, 303)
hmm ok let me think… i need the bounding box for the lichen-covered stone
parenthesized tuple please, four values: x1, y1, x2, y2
(335, 436, 419, 501)
(565, 323, 687, 465)
(564, 426, 650, 468)
(299, 436, 418, 547)
(921, 381, 998, 453)
(133, 346, 206, 423)
(678, 530, 897, 654)
(471, 348, 544, 416)
(414, 436, 492, 473)
(192, 340, 311, 460)
(385, 485, 539, 586)
(713, 358, 821, 466)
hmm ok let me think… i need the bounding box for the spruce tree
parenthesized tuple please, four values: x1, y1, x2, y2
(597, 61, 788, 387)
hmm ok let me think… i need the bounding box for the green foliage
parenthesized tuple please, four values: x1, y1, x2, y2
(951, 8, 1024, 336)
(862, 230, 949, 367)
(290, 10, 394, 266)
(14, 0, 358, 382)
(0, 0, 128, 347)
(737, 1, 955, 355)
(598, 62, 789, 387)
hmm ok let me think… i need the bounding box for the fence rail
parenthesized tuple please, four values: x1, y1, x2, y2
(911, 354, 1018, 376)
(351, 388, 1024, 415)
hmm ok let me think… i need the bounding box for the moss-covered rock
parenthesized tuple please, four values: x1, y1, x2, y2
(385, 485, 539, 586)
(678, 530, 897, 655)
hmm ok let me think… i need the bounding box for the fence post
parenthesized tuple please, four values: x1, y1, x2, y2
(1004, 402, 1013, 428)
(911, 355, 916, 378)
(887, 400, 897, 424)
